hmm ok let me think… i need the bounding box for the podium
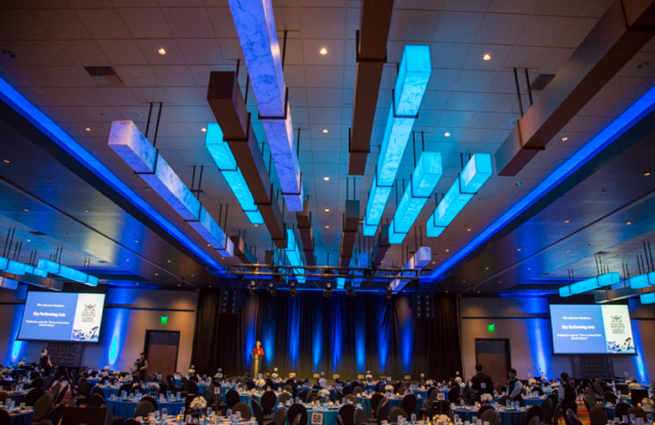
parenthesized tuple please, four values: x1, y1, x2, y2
(250, 354, 261, 378)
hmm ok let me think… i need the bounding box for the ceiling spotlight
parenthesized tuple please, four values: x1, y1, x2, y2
(444, 132, 451, 137)
(645, 172, 651, 176)
(561, 137, 568, 141)
(483, 54, 492, 61)
(85, 127, 91, 132)
(324, 208, 330, 212)
(322, 129, 329, 134)
(385, 286, 393, 299)
(158, 48, 167, 55)
(201, 127, 207, 133)
(323, 282, 333, 298)
(323, 177, 330, 181)
(319, 48, 328, 55)
(268, 281, 277, 296)
(249, 280, 257, 294)
(626, 221, 632, 225)
(325, 225, 330, 228)
(516, 182, 522, 186)
(346, 285, 356, 298)
(3, 159, 9, 163)
(290, 288, 297, 297)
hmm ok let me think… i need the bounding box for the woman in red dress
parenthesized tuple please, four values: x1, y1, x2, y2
(252, 340, 264, 356)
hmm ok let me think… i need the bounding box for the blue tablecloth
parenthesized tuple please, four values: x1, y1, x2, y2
(604, 406, 617, 419)
(99, 386, 120, 399)
(7, 410, 34, 425)
(494, 397, 544, 406)
(87, 378, 101, 386)
(106, 399, 185, 418)
(357, 396, 424, 416)
(453, 408, 527, 425)
(6, 393, 26, 404)
(305, 407, 338, 425)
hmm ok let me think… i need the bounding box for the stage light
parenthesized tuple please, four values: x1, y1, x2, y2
(388, 152, 442, 244)
(426, 153, 492, 237)
(227, 0, 303, 211)
(268, 281, 277, 296)
(346, 285, 356, 298)
(323, 281, 333, 298)
(627, 271, 655, 289)
(249, 280, 257, 294)
(558, 272, 620, 297)
(385, 285, 393, 299)
(109, 121, 234, 257)
(205, 123, 264, 224)
(37, 259, 99, 286)
(363, 45, 431, 236)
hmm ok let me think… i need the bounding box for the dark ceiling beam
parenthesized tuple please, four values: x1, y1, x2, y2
(372, 224, 391, 267)
(207, 71, 287, 249)
(496, 0, 655, 176)
(296, 200, 315, 266)
(347, 0, 395, 175)
(0, 271, 63, 291)
(230, 235, 257, 264)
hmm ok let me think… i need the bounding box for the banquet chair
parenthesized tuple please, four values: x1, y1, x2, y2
(272, 406, 287, 425)
(614, 402, 630, 420)
(339, 404, 356, 425)
(419, 396, 434, 419)
(478, 405, 495, 419)
(282, 384, 295, 397)
(401, 393, 417, 416)
(186, 379, 198, 396)
(44, 374, 55, 390)
(24, 388, 46, 406)
(233, 401, 252, 420)
(261, 390, 277, 416)
(630, 389, 649, 407)
(55, 385, 69, 406)
(512, 395, 525, 406)
(603, 392, 617, 404)
(91, 385, 104, 398)
(389, 406, 408, 424)
(354, 407, 369, 425)
(345, 394, 357, 404)
(528, 416, 541, 425)
(533, 387, 545, 396)
(45, 403, 66, 425)
(427, 387, 438, 401)
(480, 409, 500, 425)
(50, 382, 62, 401)
(297, 390, 309, 403)
(589, 407, 610, 425)
(343, 386, 354, 396)
(540, 397, 553, 425)
(288, 403, 308, 425)
(353, 386, 364, 396)
(31, 377, 45, 389)
(448, 387, 460, 402)
(226, 389, 241, 409)
(91, 393, 105, 408)
(135, 400, 156, 418)
(524, 405, 542, 425)
(0, 410, 11, 425)
(565, 410, 582, 425)
(375, 400, 390, 424)
(252, 398, 265, 425)
(140, 396, 158, 410)
(278, 392, 292, 405)
(0, 392, 7, 403)
(370, 393, 384, 417)
(33, 393, 54, 422)
(628, 406, 648, 422)
(122, 420, 140, 425)
(335, 390, 344, 403)
(101, 404, 124, 425)
(498, 395, 510, 406)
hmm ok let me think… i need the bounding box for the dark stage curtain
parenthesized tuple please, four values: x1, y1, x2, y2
(191, 289, 462, 380)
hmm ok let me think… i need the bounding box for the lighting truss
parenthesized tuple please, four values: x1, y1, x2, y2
(37, 259, 98, 286)
(109, 121, 234, 257)
(627, 271, 655, 289)
(389, 247, 431, 293)
(284, 229, 305, 283)
(227, 0, 303, 211)
(558, 272, 620, 297)
(363, 45, 431, 236)
(205, 123, 263, 224)
(426, 153, 492, 237)
(388, 152, 442, 244)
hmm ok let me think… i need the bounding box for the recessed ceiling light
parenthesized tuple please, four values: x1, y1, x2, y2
(485, 267, 489, 270)
(254, 224, 258, 227)
(158, 48, 166, 55)
(516, 182, 522, 186)
(566, 249, 570, 252)
(483, 54, 492, 61)
(467, 228, 471, 232)
(445, 249, 449, 252)
(319, 48, 328, 55)
(645, 172, 651, 176)
(626, 221, 632, 225)
(432, 261, 435, 264)
(444, 132, 451, 137)
(565, 220, 569, 223)
(561, 137, 568, 141)
(23, 209, 28, 212)
(325, 225, 330, 228)
(26, 239, 30, 242)
(85, 127, 91, 132)
(323, 177, 330, 181)
(324, 208, 330, 212)
(3, 159, 9, 163)
(201, 127, 207, 133)
(517, 248, 521, 252)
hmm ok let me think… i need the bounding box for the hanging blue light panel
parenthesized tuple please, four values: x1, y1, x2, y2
(558, 272, 620, 297)
(37, 259, 99, 286)
(641, 292, 655, 304)
(284, 229, 305, 284)
(628, 271, 655, 289)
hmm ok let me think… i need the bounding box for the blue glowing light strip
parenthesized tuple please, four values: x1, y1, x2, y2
(336, 277, 345, 289)
(363, 45, 431, 236)
(0, 276, 18, 289)
(352, 253, 369, 287)
(284, 229, 305, 283)
(37, 259, 99, 286)
(227, 0, 303, 211)
(0, 257, 27, 275)
(426, 153, 492, 238)
(390, 247, 431, 293)
(109, 121, 234, 258)
(627, 271, 655, 289)
(205, 123, 264, 224)
(641, 292, 655, 304)
(558, 272, 620, 297)
(0, 76, 224, 274)
(388, 152, 442, 244)
(426, 85, 655, 281)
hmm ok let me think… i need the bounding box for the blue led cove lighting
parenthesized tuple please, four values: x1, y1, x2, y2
(205, 123, 264, 224)
(641, 293, 655, 304)
(628, 271, 655, 289)
(0, 76, 224, 274)
(426, 153, 492, 238)
(427, 85, 655, 281)
(284, 229, 305, 284)
(363, 45, 431, 236)
(558, 272, 620, 297)
(0, 257, 27, 275)
(37, 259, 99, 286)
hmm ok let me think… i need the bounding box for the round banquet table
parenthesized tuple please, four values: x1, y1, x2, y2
(6, 392, 27, 404)
(4, 409, 34, 425)
(87, 378, 101, 386)
(494, 397, 544, 406)
(604, 406, 617, 419)
(305, 406, 339, 425)
(357, 395, 423, 417)
(99, 386, 120, 399)
(105, 398, 185, 418)
(453, 407, 527, 425)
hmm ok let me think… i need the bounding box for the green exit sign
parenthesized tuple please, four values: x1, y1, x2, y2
(160, 316, 168, 325)
(487, 324, 495, 332)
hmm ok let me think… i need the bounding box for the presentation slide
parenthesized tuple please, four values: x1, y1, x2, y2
(550, 304, 635, 355)
(18, 292, 106, 343)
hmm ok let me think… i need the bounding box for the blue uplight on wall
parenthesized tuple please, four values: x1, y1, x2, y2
(631, 319, 648, 382)
(0, 76, 225, 274)
(37, 259, 99, 286)
(205, 123, 264, 224)
(559, 272, 620, 297)
(528, 318, 551, 378)
(376, 297, 390, 372)
(313, 302, 323, 370)
(363, 45, 431, 237)
(427, 85, 655, 281)
(6, 303, 25, 364)
(285, 229, 305, 284)
(244, 295, 258, 369)
(427, 153, 492, 238)
(355, 308, 366, 372)
(288, 297, 301, 369)
(106, 308, 128, 368)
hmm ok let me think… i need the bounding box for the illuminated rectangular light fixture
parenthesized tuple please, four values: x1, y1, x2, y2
(109, 121, 234, 257)
(284, 229, 305, 283)
(388, 152, 442, 244)
(390, 247, 431, 293)
(641, 292, 655, 304)
(558, 272, 620, 297)
(37, 259, 98, 286)
(25, 265, 48, 278)
(0, 256, 27, 275)
(336, 277, 345, 289)
(426, 153, 492, 237)
(0, 76, 224, 274)
(363, 45, 431, 236)
(227, 0, 303, 211)
(352, 252, 369, 287)
(0, 276, 18, 289)
(205, 123, 264, 224)
(627, 271, 655, 289)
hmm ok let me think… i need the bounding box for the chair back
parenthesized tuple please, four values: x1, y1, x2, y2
(353, 386, 364, 396)
(345, 394, 357, 404)
(297, 390, 309, 403)
(278, 392, 292, 405)
(498, 395, 510, 406)
(628, 406, 648, 421)
(0, 409, 10, 425)
(540, 397, 553, 424)
(375, 382, 385, 393)
(603, 392, 617, 404)
(123, 420, 140, 425)
(24, 388, 46, 406)
(226, 389, 241, 409)
(261, 390, 277, 415)
(565, 410, 582, 425)
(55, 385, 69, 405)
(0, 392, 7, 404)
(354, 408, 369, 425)
(338, 404, 355, 425)
(427, 387, 438, 401)
(43, 374, 55, 390)
(478, 405, 494, 418)
(389, 406, 408, 424)
(186, 380, 198, 395)
(401, 393, 417, 416)
(615, 402, 630, 419)
(448, 387, 460, 402)
(45, 403, 65, 425)
(135, 400, 156, 418)
(528, 416, 541, 425)
(273, 406, 287, 425)
(91, 393, 105, 409)
(233, 401, 252, 419)
(480, 409, 500, 425)
(370, 393, 384, 416)
(377, 401, 390, 422)
(512, 395, 525, 406)
(287, 403, 308, 425)
(525, 405, 542, 425)
(33, 393, 54, 422)
(61, 407, 109, 425)
(631, 389, 649, 407)
(31, 377, 45, 389)
(282, 384, 295, 397)
(589, 407, 610, 425)
(141, 395, 158, 409)
(50, 382, 62, 401)
(251, 398, 265, 425)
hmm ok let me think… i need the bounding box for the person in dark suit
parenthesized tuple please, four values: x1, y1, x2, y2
(471, 364, 494, 395)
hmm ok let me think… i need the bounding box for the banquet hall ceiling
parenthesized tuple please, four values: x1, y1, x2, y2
(1, 0, 655, 294)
